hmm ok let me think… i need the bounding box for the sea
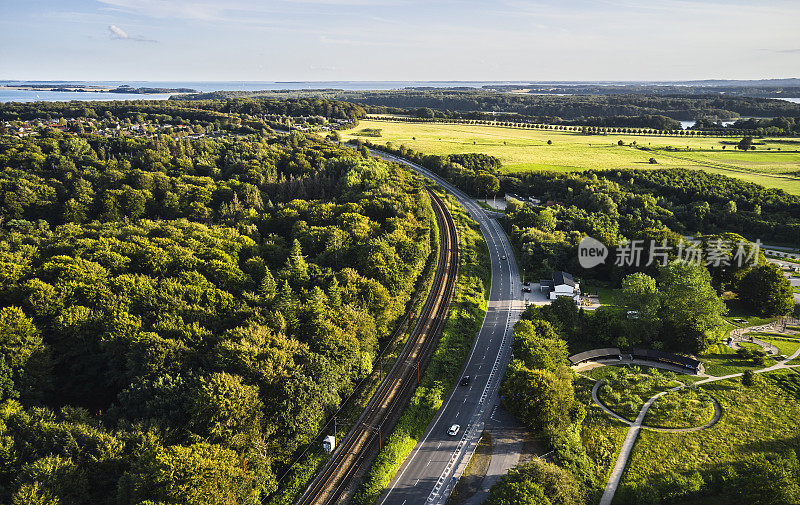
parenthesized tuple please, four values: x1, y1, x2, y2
(2, 81, 799, 113)
(0, 80, 526, 103)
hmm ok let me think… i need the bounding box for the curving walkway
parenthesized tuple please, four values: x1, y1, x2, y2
(591, 379, 721, 433)
(597, 344, 800, 505)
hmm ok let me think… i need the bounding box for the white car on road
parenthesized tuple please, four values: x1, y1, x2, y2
(447, 424, 460, 436)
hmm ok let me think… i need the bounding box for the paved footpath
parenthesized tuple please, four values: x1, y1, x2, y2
(598, 346, 800, 505)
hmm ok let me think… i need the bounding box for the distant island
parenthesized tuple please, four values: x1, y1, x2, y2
(2, 83, 196, 94)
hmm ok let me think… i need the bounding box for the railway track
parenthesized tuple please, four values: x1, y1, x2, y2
(295, 189, 460, 505)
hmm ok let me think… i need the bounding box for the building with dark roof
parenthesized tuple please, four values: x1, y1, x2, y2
(540, 271, 580, 301)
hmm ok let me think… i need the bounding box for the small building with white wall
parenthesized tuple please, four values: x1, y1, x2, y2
(540, 271, 580, 301)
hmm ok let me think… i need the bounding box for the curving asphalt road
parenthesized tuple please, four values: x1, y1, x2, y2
(370, 151, 525, 505)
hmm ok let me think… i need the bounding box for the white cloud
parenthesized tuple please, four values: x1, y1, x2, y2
(107, 24, 157, 42)
(108, 24, 128, 38)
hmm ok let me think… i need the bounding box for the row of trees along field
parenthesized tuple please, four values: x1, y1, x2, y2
(0, 125, 433, 504)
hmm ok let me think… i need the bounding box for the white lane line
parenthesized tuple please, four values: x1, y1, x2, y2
(375, 154, 522, 505)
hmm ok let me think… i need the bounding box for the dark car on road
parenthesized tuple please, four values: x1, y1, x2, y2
(460, 376, 470, 386)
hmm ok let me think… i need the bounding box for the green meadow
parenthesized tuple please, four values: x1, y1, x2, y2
(343, 120, 800, 194)
(618, 377, 800, 505)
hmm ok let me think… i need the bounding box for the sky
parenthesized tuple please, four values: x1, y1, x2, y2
(1, 0, 799, 82)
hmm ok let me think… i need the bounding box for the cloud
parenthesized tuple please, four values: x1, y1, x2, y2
(107, 24, 157, 42)
(108, 24, 128, 38)
(97, 0, 403, 24)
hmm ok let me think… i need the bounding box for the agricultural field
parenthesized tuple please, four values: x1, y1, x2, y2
(343, 120, 800, 193)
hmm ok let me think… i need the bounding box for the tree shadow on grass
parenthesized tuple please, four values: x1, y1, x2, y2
(735, 433, 800, 455)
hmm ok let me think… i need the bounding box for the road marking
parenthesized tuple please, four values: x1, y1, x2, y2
(374, 153, 522, 505)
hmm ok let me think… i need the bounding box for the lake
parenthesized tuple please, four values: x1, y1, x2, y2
(679, 120, 738, 129)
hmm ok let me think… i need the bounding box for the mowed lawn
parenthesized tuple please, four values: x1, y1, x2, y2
(343, 120, 800, 194)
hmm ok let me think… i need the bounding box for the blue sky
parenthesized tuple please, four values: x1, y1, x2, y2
(1, 0, 799, 81)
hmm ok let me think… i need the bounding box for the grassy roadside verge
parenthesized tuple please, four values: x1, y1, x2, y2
(266, 180, 440, 505)
(352, 187, 492, 505)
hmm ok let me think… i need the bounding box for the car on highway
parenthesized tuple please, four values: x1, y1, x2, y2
(522, 287, 532, 293)
(501, 255, 507, 260)
(523, 281, 530, 286)
(448, 424, 460, 436)
(460, 375, 470, 386)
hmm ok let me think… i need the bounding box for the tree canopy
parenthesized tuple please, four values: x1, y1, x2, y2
(0, 118, 433, 504)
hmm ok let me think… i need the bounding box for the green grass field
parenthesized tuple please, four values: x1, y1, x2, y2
(618, 378, 800, 505)
(597, 371, 681, 422)
(344, 120, 800, 194)
(643, 388, 716, 429)
(701, 343, 775, 376)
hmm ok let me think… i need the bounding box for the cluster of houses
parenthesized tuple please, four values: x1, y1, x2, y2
(505, 193, 541, 206)
(505, 193, 566, 209)
(2, 118, 214, 140)
(284, 117, 350, 133)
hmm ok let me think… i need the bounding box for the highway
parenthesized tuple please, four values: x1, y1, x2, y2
(371, 151, 525, 505)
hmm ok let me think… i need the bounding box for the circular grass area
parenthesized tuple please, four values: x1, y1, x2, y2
(643, 388, 717, 429)
(596, 369, 682, 422)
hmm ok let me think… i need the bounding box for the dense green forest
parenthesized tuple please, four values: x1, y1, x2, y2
(482, 81, 800, 98)
(692, 116, 800, 136)
(363, 140, 796, 353)
(499, 170, 799, 353)
(175, 89, 800, 121)
(0, 124, 433, 504)
(0, 98, 365, 134)
(505, 168, 800, 245)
